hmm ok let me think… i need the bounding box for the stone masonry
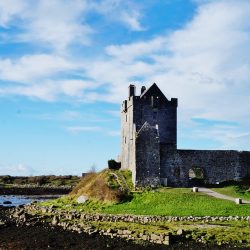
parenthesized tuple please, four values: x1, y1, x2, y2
(120, 83, 250, 187)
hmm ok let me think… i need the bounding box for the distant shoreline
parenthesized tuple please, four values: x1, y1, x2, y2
(0, 186, 72, 195)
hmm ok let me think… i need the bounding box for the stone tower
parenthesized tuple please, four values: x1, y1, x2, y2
(121, 83, 178, 186)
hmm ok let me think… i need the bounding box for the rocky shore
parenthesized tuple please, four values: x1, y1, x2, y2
(0, 208, 159, 250)
(1, 204, 249, 249)
(0, 207, 215, 250)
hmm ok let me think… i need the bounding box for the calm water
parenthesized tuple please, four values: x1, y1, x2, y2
(0, 195, 60, 207)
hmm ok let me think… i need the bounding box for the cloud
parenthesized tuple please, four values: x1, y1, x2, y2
(0, 0, 145, 52)
(66, 126, 101, 134)
(0, 0, 26, 27)
(88, 0, 250, 117)
(0, 79, 91, 101)
(107, 130, 120, 136)
(78, 0, 250, 149)
(107, 110, 120, 117)
(0, 54, 76, 84)
(90, 0, 145, 31)
(0, 163, 36, 176)
(0, 0, 92, 52)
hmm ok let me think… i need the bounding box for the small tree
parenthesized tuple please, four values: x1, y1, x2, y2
(108, 159, 121, 170)
(88, 164, 96, 173)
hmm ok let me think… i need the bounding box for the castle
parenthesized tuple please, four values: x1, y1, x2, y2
(120, 83, 250, 187)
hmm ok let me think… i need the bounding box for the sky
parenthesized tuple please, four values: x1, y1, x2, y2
(1, 0, 250, 176)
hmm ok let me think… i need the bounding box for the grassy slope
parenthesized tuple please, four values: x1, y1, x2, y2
(42, 187, 250, 216)
(40, 169, 250, 216)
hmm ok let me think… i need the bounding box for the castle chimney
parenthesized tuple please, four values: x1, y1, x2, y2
(128, 84, 136, 97)
(141, 86, 146, 95)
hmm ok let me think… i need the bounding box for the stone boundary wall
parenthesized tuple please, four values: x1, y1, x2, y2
(21, 205, 250, 223)
(160, 148, 250, 187)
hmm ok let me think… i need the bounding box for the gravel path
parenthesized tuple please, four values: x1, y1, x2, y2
(198, 188, 250, 204)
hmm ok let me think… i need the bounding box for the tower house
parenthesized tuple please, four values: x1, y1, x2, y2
(121, 83, 178, 186)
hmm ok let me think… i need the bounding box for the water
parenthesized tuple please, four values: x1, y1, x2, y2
(0, 195, 60, 207)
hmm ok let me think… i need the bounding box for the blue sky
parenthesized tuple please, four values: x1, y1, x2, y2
(1, 0, 250, 176)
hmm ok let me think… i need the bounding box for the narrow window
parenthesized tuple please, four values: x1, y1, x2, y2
(126, 115, 127, 122)
(153, 111, 157, 120)
(124, 137, 126, 144)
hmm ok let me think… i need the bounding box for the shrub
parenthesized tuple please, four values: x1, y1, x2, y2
(108, 159, 121, 170)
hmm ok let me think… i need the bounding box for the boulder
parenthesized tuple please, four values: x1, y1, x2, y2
(235, 198, 242, 204)
(176, 229, 184, 235)
(3, 200, 12, 204)
(77, 195, 88, 204)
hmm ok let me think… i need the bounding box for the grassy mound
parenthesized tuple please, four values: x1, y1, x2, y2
(70, 169, 132, 203)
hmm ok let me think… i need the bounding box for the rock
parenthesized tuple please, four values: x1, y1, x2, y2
(3, 201, 12, 204)
(123, 230, 132, 235)
(235, 198, 242, 204)
(150, 234, 161, 241)
(141, 235, 149, 241)
(176, 229, 184, 235)
(0, 220, 5, 226)
(52, 216, 59, 225)
(106, 228, 113, 233)
(117, 230, 123, 235)
(77, 195, 88, 204)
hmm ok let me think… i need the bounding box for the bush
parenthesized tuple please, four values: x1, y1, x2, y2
(108, 159, 121, 170)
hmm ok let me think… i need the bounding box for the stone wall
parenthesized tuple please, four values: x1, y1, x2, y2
(160, 147, 250, 187)
(133, 89, 177, 147)
(135, 123, 161, 187)
(120, 96, 136, 172)
(239, 151, 250, 177)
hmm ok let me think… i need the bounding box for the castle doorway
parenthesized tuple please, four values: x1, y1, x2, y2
(188, 167, 205, 186)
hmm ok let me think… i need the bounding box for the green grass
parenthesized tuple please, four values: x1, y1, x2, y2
(41, 187, 250, 216)
(212, 186, 250, 202)
(118, 170, 133, 190)
(102, 188, 250, 216)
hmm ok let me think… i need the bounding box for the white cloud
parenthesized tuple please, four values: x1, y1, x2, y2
(0, 79, 97, 101)
(107, 130, 120, 136)
(20, 1, 92, 51)
(0, 0, 145, 52)
(0, 163, 36, 176)
(97, 1, 250, 112)
(78, 0, 250, 149)
(119, 10, 144, 31)
(91, 0, 144, 31)
(0, 0, 26, 27)
(66, 126, 101, 134)
(0, 0, 92, 51)
(0, 54, 76, 84)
